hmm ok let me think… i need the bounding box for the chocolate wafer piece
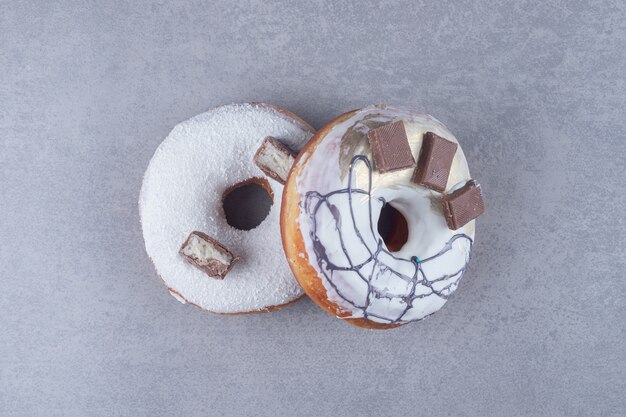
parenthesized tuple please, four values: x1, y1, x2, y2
(412, 132, 458, 192)
(367, 121, 416, 173)
(179, 231, 240, 279)
(254, 136, 296, 185)
(441, 180, 485, 230)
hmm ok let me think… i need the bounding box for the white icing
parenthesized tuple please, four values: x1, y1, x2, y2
(296, 105, 475, 324)
(140, 103, 314, 313)
(181, 234, 232, 265)
(448, 179, 471, 193)
(257, 142, 295, 182)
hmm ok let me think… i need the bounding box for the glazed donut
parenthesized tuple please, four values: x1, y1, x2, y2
(140, 103, 315, 314)
(282, 105, 482, 329)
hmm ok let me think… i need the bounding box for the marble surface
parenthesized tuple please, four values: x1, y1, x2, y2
(1, 1, 625, 416)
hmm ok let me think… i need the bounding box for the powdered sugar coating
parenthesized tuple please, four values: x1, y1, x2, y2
(140, 103, 314, 313)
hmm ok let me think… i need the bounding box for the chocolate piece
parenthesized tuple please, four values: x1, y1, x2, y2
(254, 136, 296, 184)
(412, 132, 458, 192)
(441, 180, 485, 230)
(179, 231, 239, 279)
(367, 121, 416, 173)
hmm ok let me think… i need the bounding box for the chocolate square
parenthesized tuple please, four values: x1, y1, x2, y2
(179, 231, 239, 279)
(412, 132, 458, 192)
(441, 180, 485, 230)
(254, 136, 296, 185)
(367, 121, 416, 173)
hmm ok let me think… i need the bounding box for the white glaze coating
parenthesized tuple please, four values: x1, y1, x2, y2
(296, 105, 476, 324)
(140, 103, 313, 313)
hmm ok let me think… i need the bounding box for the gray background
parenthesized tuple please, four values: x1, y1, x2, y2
(1, 1, 625, 416)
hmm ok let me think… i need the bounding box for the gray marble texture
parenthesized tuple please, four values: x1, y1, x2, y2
(1, 1, 625, 416)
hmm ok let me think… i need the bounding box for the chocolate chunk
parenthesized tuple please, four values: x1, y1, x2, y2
(254, 136, 297, 185)
(412, 132, 458, 192)
(441, 180, 485, 230)
(367, 121, 416, 173)
(179, 231, 240, 279)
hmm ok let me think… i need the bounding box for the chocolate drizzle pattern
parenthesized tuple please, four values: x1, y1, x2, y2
(303, 155, 473, 324)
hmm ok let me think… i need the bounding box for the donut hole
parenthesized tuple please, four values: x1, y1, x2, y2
(222, 178, 274, 231)
(377, 203, 409, 252)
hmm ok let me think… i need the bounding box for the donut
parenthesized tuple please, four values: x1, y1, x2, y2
(281, 105, 483, 329)
(140, 103, 315, 314)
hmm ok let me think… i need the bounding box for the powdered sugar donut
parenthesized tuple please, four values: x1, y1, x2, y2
(140, 103, 315, 314)
(282, 105, 482, 329)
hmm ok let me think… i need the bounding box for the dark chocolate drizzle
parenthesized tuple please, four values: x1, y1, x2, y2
(303, 155, 473, 324)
